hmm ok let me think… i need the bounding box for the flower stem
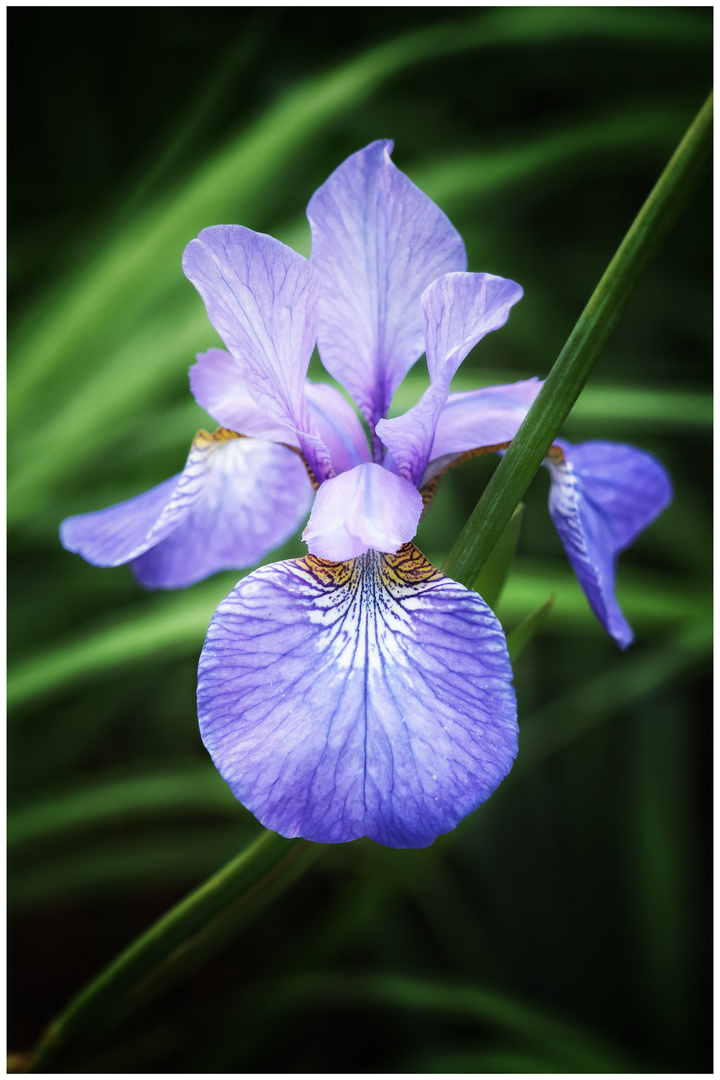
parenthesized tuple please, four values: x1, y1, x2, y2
(25, 830, 315, 1073)
(443, 90, 712, 588)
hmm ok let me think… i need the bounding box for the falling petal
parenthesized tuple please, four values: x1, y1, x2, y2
(61, 431, 312, 588)
(545, 439, 673, 648)
(198, 544, 517, 848)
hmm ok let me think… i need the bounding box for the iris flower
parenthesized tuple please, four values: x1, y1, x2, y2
(61, 141, 671, 848)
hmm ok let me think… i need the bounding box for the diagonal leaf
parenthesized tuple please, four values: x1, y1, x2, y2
(443, 91, 712, 588)
(25, 831, 318, 1072)
(506, 596, 554, 661)
(472, 503, 523, 610)
(7, 762, 235, 847)
(264, 973, 638, 1072)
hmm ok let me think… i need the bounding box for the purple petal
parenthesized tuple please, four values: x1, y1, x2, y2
(307, 140, 467, 430)
(133, 439, 313, 588)
(431, 378, 542, 457)
(190, 348, 299, 446)
(61, 475, 182, 566)
(183, 226, 332, 480)
(190, 351, 371, 474)
(61, 432, 312, 588)
(422, 377, 543, 484)
(198, 543, 517, 848)
(377, 274, 524, 485)
(302, 463, 423, 562)
(304, 381, 371, 474)
(545, 439, 673, 648)
(423, 273, 525, 383)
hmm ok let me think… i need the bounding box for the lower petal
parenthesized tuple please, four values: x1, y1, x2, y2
(197, 543, 517, 848)
(133, 438, 313, 588)
(60, 437, 214, 567)
(61, 431, 312, 588)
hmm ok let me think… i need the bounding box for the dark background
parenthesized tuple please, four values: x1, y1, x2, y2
(8, 7, 712, 1073)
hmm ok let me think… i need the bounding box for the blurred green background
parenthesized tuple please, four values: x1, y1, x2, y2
(8, 7, 711, 1072)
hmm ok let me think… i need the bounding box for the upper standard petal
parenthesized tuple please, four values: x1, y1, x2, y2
(183, 226, 332, 481)
(307, 140, 467, 432)
(190, 350, 371, 473)
(377, 273, 524, 486)
(190, 348, 300, 445)
(545, 439, 673, 648)
(197, 544, 517, 848)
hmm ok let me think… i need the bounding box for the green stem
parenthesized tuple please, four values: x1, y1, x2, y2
(443, 90, 712, 588)
(27, 830, 314, 1072)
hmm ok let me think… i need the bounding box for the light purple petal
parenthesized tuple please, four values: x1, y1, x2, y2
(307, 140, 467, 431)
(431, 378, 542, 457)
(423, 273, 525, 384)
(190, 348, 299, 446)
(302, 462, 423, 562)
(190, 351, 371, 474)
(61, 432, 312, 588)
(422, 377, 543, 485)
(545, 439, 673, 648)
(60, 431, 223, 567)
(304, 381, 371, 474)
(198, 543, 517, 848)
(183, 225, 332, 480)
(61, 475, 182, 567)
(376, 274, 524, 485)
(133, 438, 313, 588)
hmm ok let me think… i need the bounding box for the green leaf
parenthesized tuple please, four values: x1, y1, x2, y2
(7, 573, 240, 711)
(442, 91, 712, 588)
(411, 106, 692, 210)
(265, 973, 636, 1072)
(513, 623, 711, 783)
(26, 831, 319, 1072)
(496, 560, 710, 633)
(9, 825, 257, 909)
(506, 597, 554, 661)
(472, 503, 523, 610)
(7, 762, 235, 848)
